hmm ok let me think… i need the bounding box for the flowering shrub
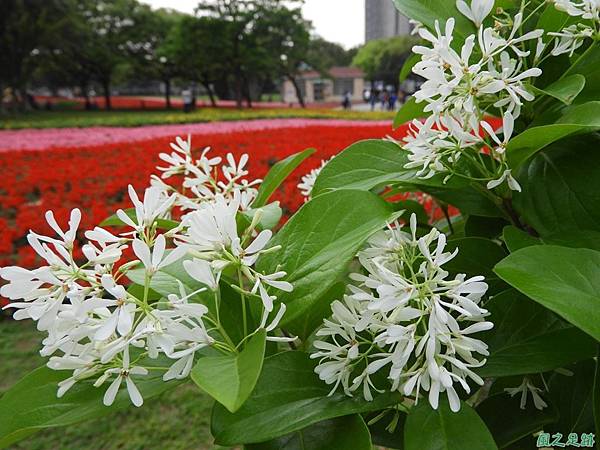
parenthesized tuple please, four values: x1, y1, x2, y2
(1, 1, 600, 449)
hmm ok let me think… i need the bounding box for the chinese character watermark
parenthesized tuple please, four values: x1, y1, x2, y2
(537, 432, 596, 448)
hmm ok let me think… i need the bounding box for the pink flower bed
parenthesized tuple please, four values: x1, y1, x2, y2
(0, 119, 390, 152)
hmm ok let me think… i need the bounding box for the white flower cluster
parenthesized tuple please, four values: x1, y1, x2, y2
(549, 0, 599, 56)
(0, 136, 293, 408)
(151, 134, 261, 211)
(554, 0, 600, 21)
(311, 214, 492, 412)
(403, 0, 548, 191)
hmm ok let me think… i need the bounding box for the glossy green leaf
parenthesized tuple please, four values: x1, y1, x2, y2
(393, 96, 426, 129)
(465, 216, 509, 240)
(532, 74, 585, 105)
(404, 400, 497, 450)
(392, 0, 476, 42)
(513, 134, 600, 235)
(414, 177, 503, 218)
(211, 352, 402, 445)
(311, 140, 502, 217)
(191, 329, 266, 413)
(368, 412, 405, 449)
(252, 148, 316, 207)
(100, 208, 179, 230)
(502, 226, 540, 253)
(257, 190, 397, 330)
(477, 393, 558, 449)
(549, 359, 597, 435)
(0, 365, 180, 449)
(542, 230, 600, 252)
(507, 102, 600, 168)
(245, 415, 372, 450)
(479, 290, 597, 377)
(311, 140, 412, 197)
(494, 245, 600, 341)
(445, 237, 507, 278)
(283, 282, 346, 341)
(445, 237, 507, 294)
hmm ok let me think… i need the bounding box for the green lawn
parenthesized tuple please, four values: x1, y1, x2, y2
(0, 108, 394, 129)
(0, 319, 231, 450)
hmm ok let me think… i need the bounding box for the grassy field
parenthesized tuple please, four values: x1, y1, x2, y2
(0, 108, 394, 129)
(0, 319, 230, 450)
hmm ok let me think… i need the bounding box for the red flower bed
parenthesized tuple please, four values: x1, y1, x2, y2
(0, 122, 412, 270)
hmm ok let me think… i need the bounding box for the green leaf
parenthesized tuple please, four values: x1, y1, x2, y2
(368, 412, 405, 449)
(191, 329, 266, 413)
(479, 290, 597, 377)
(211, 352, 402, 445)
(477, 393, 558, 449)
(283, 282, 346, 342)
(392, 0, 476, 42)
(311, 140, 502, 217)
(252, 148, 316, 207)
(392, 199, 430, 225)
(541, 229, 600, 252)
(100, 208, 179, 230)
(445, 237, 507, 278)
(245, 415, 372, 450)
(404, 400, 497, 450)
(413, 176, 503, 218)
(444, 237, 507, 294)
(393, 96, 426, 129)
(565, 44, 600, 104)
(502, 226, 540, 253)
(536, 1, 578, 33)
(513, 134, 600, 235)
(399, 53, 419, 83)
(0, 365, 180, 449)
(257, 190, 397, 333)
(507, 101, 600, 168)
(465, 216, 509, 240)
(532, 74, 585, 105)
(549, 359, 597, 434)
(312, 140, 412, 197)
(494, 245, 600, 341)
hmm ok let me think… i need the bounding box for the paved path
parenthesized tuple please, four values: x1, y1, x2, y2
(0, 118, 391, 152)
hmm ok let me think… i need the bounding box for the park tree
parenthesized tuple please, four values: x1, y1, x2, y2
(0, 0, 71, 111)
(196, 0, 304, 108)
(167, 15, 232, 108)
(69, 0, 157, 110)
(252, 3, 312, 107)
(307, 37, 357, 71)
(125, 8, 183, 109)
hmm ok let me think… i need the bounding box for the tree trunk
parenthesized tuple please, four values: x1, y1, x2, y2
(102, 78, 111, 110)
(234, 69, 243, 109)
(80, 82, 91, 110)
(243, 74, 252, 108)
(164, 78, 171, 109)
(288, 75, 305, 108)
(202, 80, 217, 107)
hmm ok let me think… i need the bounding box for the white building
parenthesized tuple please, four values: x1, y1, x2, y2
(281, 66, 365, 104)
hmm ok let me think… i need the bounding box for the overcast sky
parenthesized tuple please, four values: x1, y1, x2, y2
(139, 0, 365, 49)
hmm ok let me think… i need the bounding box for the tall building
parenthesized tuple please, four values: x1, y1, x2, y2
(365, 0, 411, 41)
